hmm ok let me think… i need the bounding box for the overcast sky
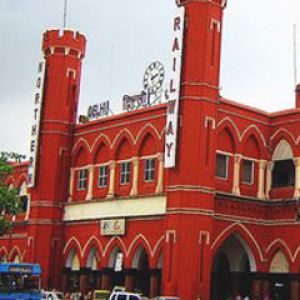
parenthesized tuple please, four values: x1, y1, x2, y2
(0, 0, 299, 156)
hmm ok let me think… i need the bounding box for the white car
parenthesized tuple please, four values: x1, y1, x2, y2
(42, 290, 65, 300)
(108, 291, 142, 300)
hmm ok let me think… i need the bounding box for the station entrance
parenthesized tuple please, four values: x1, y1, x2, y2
(210, 235, 292, 300)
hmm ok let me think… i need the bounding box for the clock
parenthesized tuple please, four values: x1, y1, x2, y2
(143, 61, 165, 94)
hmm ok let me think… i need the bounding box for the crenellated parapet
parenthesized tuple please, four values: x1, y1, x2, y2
(43, 29, 86, 59)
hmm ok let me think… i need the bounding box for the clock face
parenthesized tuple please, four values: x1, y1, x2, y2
(143, 61, 165, 94)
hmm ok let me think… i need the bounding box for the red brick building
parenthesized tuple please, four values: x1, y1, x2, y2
(2, 1, 300, 299)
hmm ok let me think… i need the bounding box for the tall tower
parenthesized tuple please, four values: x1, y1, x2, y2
(28, 29, 86, 287)
(164, 1, 226, 299)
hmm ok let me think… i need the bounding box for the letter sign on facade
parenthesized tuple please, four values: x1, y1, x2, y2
(164, 5, 185, 168)
(100, 219, 126, 236)
(27, 60, 46, 188)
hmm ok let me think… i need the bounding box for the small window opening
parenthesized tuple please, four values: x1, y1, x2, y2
(272, 159, 295, 188)
(216, 154, 229, 179)
(242, 160, 254, 184)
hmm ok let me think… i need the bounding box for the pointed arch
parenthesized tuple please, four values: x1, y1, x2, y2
(211, 222, 264, 264)
(82, 235, 104, 263)
(85, 247, 100, 270)
(240, 125, 267, 158)
(92, 140, 111, 164)
(108, 246, 124, 269)
(216, 119, 239, 153)
(266, 239, 293, 264)
(272, 139, 294, 161)
(113, 134, 134, 160)
(71, 138, 91, 155)
(270, 128, 296, 153)
(111, 129, 135, 150)
(91, 134, 112, 164)
(0, 247, 8, 261)
(103, 236, 127, 258)
(136, 130, 160, 156)
(127, 234, 152, 260)
(269, 250, 290, 273)
(63, 237, 83, 258)
(131, 245, 150, 269)
(217, 118, 240, 141)
(72, 143, 91, 167)
(65, 248, 81, 270)
(9, 246, 22, 262)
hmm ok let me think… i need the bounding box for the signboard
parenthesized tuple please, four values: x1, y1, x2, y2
(123, 92, 149, 111)
(164, 5, 185, 168)
(27, 60, 46, 188)
(9, 265, 33, 274)
(0, 151, 26, 163)
(100, 219, 126, 236)
(87, 101, 110, 120)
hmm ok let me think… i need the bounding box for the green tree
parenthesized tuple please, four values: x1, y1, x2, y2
(0, 157, 21, 236)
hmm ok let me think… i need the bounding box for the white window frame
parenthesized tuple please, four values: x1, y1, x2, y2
(77, 169, 88, 190)
(120, 161, 131, 185)
(144, 158, 155, 182)
(98, 165, 108, 188)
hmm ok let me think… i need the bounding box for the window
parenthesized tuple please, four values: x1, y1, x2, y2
(144, 158, 155, 182)
(242, 160, 254, 184)
(272, 159, 295, 188)
(19, 196, 28, 213)
(216, 154, 229, 179)
(120, 162, 131, 185)
(98, 165, 108, 188)
(18, 182, 28, 213)
(78, 169, 88, 190)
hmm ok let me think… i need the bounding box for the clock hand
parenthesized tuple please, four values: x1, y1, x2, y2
(151, 73, 159, 81)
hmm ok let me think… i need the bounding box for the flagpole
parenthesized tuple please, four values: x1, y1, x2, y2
(63, 0, 68, 29)
(294, 24, 298, 86)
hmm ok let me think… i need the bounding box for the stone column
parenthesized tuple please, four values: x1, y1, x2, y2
(257, 160, 267, 199)
(155, 153, 164, 194)
(232, 154, 242, 195)
(294, 157, 300, 198)
(68, 168, 75, 202)
(124, 268, 136, 292)
(108, 161, 116, 198)
(96, 270, 102, 289)
(101, 268, 113, 290)
(62, 268, 71, 293)
(266, 161, 274, 199)
(85, 165, 95, 201)
(79, 268, 91, 295)
(261, 279, 271, 298)
(252, 277, 262, 299)
(149, 269, 161, 298)
(291, 276, 300, 300)
(130, 157, 139, 196)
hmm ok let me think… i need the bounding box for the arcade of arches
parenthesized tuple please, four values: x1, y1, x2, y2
(211, 235, 298, 300)
(62, 246, 162, 298)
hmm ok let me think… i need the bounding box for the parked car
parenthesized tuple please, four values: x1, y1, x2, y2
(42, 290, 65, 300)
(153, 297, 180, 300)
(108, 291, 142, 300)
(93, 289, 111, 300)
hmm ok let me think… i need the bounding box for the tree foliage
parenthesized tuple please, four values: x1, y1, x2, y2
(0, 157, 21, 236)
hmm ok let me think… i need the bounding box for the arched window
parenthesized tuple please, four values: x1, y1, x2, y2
(18, 182, 28, 214)
(272, 140, 295, 188)
(270, 251, 289, 273)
